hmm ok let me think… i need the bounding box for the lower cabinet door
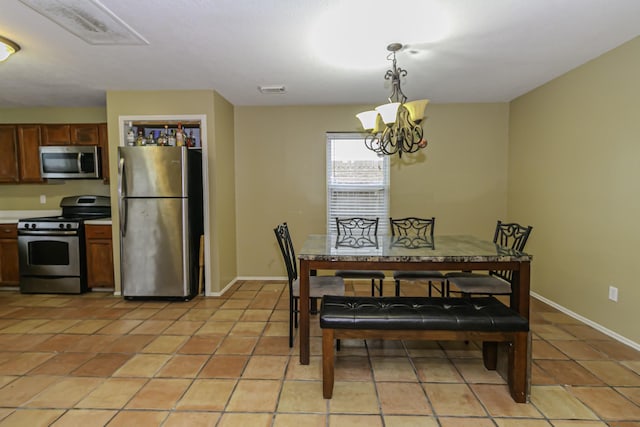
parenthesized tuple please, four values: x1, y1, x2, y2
(0, 224, 19, 286)
(85, 225, 114, 289)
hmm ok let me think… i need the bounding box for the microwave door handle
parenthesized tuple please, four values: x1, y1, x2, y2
(77, 152, 83, 172)
(118, 157, 127, 237)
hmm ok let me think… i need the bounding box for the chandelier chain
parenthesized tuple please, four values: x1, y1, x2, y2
(385, 51, 408, 104)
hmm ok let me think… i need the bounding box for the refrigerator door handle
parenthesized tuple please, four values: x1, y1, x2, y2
(118, 157, 127, 237)
(182, 198, 190, 292)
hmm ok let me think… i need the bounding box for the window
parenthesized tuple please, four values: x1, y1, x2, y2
(326, 133, 390, 234)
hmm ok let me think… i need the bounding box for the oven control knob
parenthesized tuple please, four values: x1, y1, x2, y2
(59, 224, 64, 229)
(66, 224, 72, 229)
(30, 223, 36, 229)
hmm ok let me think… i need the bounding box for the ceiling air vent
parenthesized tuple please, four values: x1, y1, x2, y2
(19, 0, 148, 45)
(258, 85, 286, 94)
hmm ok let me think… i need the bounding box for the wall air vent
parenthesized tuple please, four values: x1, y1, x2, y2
(258, 85, 287, 94)
(19, 0, 148, 45)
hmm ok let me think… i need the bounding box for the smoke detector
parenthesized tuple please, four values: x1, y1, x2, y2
(19, 0, 148, 45)
(258, 85, 287, 94)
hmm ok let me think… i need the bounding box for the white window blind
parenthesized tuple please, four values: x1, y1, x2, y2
(326, 133, 390, 234)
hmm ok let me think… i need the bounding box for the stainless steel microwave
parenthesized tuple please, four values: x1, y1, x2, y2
(39, 146, 101, 179)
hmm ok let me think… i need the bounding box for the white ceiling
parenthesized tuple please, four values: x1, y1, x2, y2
(1, 0, 639, 109)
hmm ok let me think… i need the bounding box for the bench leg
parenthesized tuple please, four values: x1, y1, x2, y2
(508, 331, 529, 403)
(322, 328, 335, 399)
(482, 341, 498, 370)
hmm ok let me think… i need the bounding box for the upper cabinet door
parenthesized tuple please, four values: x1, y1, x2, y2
(0, 126, 19, 183)
(41, 124, 71, 145)
(17, 125, 43, 183)
(70, 124, 100, 145)
(41, 124, 100, 145)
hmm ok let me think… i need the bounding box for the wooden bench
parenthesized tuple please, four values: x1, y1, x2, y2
(320, 295, 530, 403)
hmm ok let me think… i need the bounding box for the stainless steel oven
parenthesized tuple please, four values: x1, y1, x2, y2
(18, 195, 110, 294)
(18, 230, 83, 294)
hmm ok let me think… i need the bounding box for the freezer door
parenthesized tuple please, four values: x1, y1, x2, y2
(120, 197, 192, 298)
(118, 146, 188, 198)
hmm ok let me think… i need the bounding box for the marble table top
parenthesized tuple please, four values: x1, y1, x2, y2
(298, 234, 532, 263)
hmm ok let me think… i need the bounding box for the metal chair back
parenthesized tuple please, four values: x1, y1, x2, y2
(390, 217, 435, 238)
(390, 217, 436, 249)
(335, 217, 379, 236)
(273, 222, 297, 285)
(492, 220, 533, 283)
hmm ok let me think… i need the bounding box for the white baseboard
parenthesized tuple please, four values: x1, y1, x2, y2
(205, 278, 237, 297)
(531, 291, 640, 352)
(204, 276, 286, 297)
(234, 276, 287, 281)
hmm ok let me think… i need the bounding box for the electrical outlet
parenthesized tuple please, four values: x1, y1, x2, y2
(39, 195, 46, 204)
(608, 286, 618, 302)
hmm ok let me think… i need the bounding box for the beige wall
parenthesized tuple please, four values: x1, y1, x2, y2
(211, 93, 237, 290)
(105, 90, 237, 294)
(0, 107, 109, 210)
(509, 36, 640, 343)
(234, 103, 510, 276)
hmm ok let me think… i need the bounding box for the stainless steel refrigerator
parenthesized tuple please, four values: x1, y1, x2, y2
(118, 146, 203, 299)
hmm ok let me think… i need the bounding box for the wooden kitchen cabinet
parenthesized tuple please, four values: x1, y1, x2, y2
(2, 122, 106, 184)
(17, 125, 43, 182)
(85, 224, 114, 289)
(0, 125, 43, 183)
(41, 123, 100, 146)
(71, 124, 100, 145)
(40, 124, 70, 145)
(0, 224, 20, 286)
(0, 126, 19, 183)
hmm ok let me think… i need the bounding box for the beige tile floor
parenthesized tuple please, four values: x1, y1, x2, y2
(0, 280, 639, 426)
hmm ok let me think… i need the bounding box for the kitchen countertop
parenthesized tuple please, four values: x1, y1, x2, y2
(0, 211, 112, 225)
(0, 210, 60, 223)
(85, 218, 112, 225)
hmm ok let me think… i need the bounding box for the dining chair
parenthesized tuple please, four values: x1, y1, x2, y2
(446, 220, 533, 297)
(390, 217, 445, 297)
(334, 217, 385, 296)
(274, 222, 345, 347)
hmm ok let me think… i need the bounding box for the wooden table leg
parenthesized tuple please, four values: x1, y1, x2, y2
(299, 259, 310, 364)
(503, 260, 531, 400)
(510, 261, 531, 320)
(322, 328, 335, 398)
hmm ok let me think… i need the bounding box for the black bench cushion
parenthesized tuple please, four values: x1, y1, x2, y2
(320, 296, 529, 332)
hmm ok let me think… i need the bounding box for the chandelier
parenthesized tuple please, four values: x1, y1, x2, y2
(356, 43, 429, 158)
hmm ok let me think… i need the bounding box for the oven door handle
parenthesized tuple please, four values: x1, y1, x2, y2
(118, 157, 127, 237)
(19, 230, 78, 236)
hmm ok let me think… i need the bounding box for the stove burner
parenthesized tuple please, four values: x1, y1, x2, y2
(18, 195, 111, 232)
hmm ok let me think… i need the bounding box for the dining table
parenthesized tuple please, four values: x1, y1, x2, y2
(297, 234, 532, 365)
